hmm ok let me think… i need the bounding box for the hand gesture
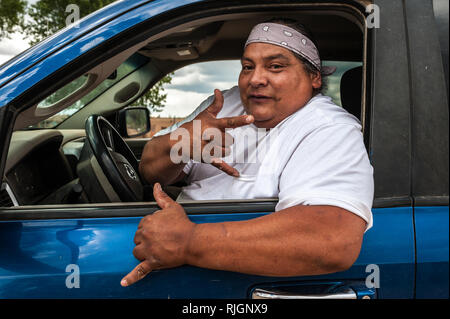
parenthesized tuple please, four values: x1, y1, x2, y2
(172, 89, 254, 177)
(120, 183, 195, 287)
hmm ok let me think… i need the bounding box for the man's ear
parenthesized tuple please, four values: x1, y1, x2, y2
(311, 71, 322, 89)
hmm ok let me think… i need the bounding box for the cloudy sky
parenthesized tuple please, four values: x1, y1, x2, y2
(0, 33, 30, 66)
(161, 60, 242, 117)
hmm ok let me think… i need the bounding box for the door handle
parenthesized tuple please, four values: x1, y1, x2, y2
(251, 287, 357, 299)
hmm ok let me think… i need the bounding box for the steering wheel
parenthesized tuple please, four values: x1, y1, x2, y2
(85, 115, 144, 202)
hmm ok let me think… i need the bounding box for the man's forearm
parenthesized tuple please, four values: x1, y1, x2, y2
(139, 133, 185, 185)
(185, 205, 366, 277)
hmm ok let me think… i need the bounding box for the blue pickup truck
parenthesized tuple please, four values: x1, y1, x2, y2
(0, 0, 448, 299)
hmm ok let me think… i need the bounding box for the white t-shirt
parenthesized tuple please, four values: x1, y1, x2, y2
(156, 86, 374, 230)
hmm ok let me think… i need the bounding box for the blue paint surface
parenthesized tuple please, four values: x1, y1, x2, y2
(414, 206, 449, 298)
(0, 207, 417, 298)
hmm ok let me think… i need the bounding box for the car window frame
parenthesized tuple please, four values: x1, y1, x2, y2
(1, 1, 385, 219)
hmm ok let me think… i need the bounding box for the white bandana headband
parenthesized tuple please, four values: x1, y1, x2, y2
(245, 23, 336, 76)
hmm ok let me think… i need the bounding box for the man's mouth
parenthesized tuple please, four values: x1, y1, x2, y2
(248, 94, 273, 102)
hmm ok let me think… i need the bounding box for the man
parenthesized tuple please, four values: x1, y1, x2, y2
(121, 20, 374, 287)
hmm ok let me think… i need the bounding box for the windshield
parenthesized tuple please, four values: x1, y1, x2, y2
(29, 53, 149, 129)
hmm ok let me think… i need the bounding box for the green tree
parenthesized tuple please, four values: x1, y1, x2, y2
(132, 73, 174, 114)
(22, 0, 117, 45)
(0, 0, 27, 38)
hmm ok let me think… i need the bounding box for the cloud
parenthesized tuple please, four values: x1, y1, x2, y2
(0, 33, 30, 65)
(157, 88, 210, 118)
(169, 60, 241, 93)
(156, 60, 241, 117)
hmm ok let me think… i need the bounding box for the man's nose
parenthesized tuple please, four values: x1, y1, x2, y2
(249, 66, 268, 87)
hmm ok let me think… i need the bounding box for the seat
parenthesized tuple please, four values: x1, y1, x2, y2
(340, 66, 363, 120)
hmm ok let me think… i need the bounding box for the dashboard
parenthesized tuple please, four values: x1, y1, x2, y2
(2, 129, 86, 206)
(2, 128, 148, 207)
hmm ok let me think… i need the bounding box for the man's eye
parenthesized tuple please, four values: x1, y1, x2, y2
(269, 64, 284, 70)
(242, 65, 253, 71)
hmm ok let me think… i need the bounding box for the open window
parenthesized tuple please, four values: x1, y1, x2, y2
(1, 2, 369, 208)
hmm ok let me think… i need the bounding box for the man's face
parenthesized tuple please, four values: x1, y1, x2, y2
(238, 43, 322, 128)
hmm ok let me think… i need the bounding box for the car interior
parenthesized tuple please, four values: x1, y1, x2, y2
(0, 7, 367, 208)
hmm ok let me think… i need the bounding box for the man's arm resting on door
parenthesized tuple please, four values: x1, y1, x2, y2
(186, 203, 366, 276)
(121, 185, 366, 286)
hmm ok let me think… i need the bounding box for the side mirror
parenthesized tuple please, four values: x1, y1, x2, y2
(118, 107, 151, 138)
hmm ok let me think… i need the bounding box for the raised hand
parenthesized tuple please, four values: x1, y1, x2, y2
(120, 183, 195, 287)
(173, 89, 254, 177)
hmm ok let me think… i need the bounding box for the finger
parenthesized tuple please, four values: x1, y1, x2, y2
(153, 183, 175, 209)
(133, 231, 141, 245)
(137, 214, 153, 229)
(217, 114, 254, 129)
(201, 144, 231, 162)
(206, 89, 224, 117)
(211, 158, 239, 177)
(137, 216, 146, 229)
(206, 131, 233, 148)
(133, 227, 145, 245)
(120, 260, 152, 287)
(132, 245, 146, 261)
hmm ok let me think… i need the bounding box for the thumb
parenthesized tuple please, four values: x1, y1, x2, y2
(206, 89, 224, 117)
(153, 183, 175, 209)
